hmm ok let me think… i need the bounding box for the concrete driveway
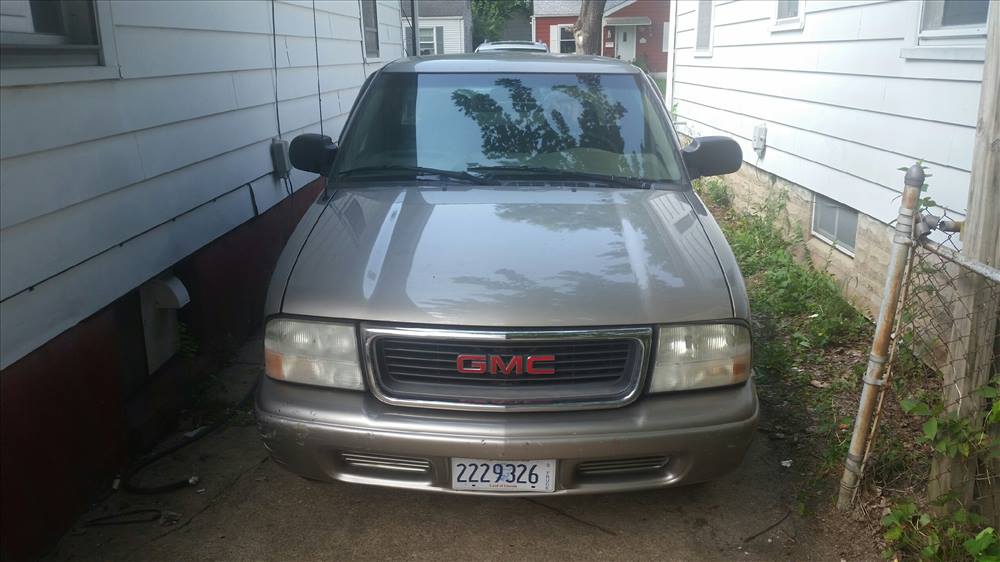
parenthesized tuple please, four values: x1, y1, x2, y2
(48, 337, 871, 561)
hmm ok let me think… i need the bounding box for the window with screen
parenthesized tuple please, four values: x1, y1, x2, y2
(812, 195, 858, 253)
(695, 0, 713, 54)
(361, 0, 380, 58)
(0, 0, 101, 68)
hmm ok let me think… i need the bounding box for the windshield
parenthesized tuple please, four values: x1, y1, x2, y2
(333, 72, 682, 182)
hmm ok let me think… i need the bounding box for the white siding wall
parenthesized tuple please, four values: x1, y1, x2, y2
(436, 17, 466, 53)
(669, 0, 984, 224)
(0, 0, 404, 369)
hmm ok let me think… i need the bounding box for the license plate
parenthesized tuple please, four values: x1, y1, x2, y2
(451, 458, 556, 492)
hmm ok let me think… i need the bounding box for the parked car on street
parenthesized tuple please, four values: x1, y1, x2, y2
(257, 53, 754, 495)
(475, 40, 549, 53)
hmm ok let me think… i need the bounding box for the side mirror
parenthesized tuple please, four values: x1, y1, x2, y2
(682, 136, 742, 180)
(289, 133, 338, 175)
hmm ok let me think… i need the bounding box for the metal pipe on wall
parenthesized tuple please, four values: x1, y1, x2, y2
(836, 163, 925, 510)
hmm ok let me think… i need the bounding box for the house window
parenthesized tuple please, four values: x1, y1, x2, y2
(812, 195, 858, 253)
(0, 0, 101, 68)
(694, 0, 713, 55)
(777, 0, 799, 20)
(414, 26, 444, 55)
(772, 0, 805, 32)
(361, 0, 379, 58)
(560, 26, 576, 53)
(920, 0, 989, 35)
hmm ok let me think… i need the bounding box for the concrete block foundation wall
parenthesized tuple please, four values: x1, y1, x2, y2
(720, 160, 894, 319)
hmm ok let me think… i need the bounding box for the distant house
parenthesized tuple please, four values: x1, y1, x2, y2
(403, 0, 474, 54)
(665, 0, 990, 316)
(0, 0, 404, 557)
(533, 0, 671, 76)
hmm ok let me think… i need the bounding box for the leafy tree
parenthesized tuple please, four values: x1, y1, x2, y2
(472, 0, 530, 46)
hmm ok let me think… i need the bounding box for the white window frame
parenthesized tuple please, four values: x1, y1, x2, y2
(918, 0, 990, 40)
(0, 0, 119, 87)
(900, 0, 989, 62)
(811, 194, 858, 257)
(771, 0, 805, 33)
(418, 26, 436, 55)
(360, 0, 381, 62)
(694, 0, 714, 58)
(557, 24, 576, 54)
(416, 25, 444, 56)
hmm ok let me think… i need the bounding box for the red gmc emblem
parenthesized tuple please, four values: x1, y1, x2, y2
(456, 354, 556, 375)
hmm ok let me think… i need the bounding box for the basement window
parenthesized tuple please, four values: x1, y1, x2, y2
(812, 195, 858, 254)
(0, 0, 101, 68)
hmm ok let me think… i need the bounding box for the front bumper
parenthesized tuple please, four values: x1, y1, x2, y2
(255, 376, 758, 495)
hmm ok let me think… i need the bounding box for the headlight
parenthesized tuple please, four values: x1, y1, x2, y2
(264, 318, 364, 390)
(649, 324, 751, 392)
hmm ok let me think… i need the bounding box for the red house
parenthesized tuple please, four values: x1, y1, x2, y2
(532, 0, 671, 76)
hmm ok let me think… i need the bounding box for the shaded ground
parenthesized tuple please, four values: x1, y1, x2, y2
(47, 335, 877, 561)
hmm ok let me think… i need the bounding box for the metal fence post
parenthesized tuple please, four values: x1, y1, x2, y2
(836, 163, 924, 510)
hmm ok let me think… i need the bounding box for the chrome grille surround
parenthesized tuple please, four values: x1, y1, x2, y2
(340, 452, 432, 473)
(361, 324, 652, 412)
(577, 456, 670, 475)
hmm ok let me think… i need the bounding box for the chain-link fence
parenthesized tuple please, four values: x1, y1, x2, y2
(879, 216, 1000, 517)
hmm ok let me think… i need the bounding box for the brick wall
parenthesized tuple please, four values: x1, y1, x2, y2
(721, 161, 893, 319)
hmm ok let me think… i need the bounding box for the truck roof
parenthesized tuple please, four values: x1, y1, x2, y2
(382, 53, 642, 74)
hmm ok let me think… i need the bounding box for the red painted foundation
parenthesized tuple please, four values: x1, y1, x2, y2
(0, 179, 323, 560)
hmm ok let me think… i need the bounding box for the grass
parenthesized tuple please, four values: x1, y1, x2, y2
(696, 177, 998, 560)
(694, 177, 877, 508)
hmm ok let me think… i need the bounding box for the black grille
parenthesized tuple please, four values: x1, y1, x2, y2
(369, 333, 646, 408)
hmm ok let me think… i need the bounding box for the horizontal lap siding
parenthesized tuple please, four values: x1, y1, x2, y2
(671, 0, 983, 223)
(0, 0, 402, 369)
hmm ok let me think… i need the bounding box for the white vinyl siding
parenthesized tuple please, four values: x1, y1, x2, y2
(669, 0, 983, 227)
(0, 0, 404, 369)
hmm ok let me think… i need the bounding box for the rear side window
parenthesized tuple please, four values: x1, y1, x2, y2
(334, 72, 682, 182)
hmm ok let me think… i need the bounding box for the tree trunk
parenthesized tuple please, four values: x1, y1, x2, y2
(573, 0, 606, 55)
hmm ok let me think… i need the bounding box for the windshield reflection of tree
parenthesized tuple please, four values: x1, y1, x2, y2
(450, 75, 626, 168)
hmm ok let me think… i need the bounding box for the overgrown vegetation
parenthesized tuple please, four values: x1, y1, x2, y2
(696, 178, 870, 492)
(471, 0, 530, 46)
(882, 500, 999, 560)
(696, 176, 999, 560)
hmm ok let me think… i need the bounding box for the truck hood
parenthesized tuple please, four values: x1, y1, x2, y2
(280, 186, 733, 326)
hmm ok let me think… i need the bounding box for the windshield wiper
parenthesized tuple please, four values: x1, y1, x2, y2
(335, 165, 485, 184)
(468, 165, 655, 189)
